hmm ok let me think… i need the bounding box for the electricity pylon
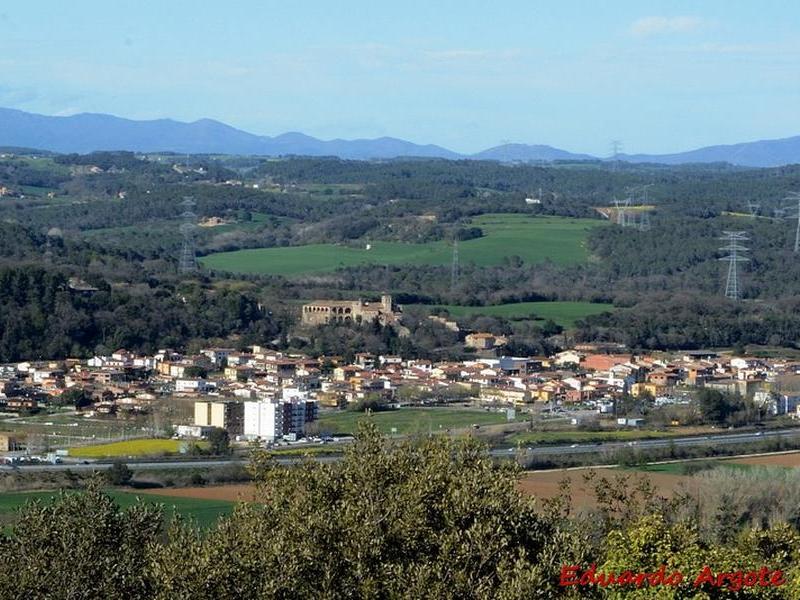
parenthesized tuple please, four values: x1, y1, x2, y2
(719, 231, 749, 300)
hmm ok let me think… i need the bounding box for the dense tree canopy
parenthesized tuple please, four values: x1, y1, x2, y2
(2, 425, 800, 598)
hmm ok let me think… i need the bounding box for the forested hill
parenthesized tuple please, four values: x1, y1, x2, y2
(0, 266, 278, 362)
(3, 153, 800, 356)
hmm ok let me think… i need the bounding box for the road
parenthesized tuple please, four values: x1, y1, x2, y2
(8, 428, 800, 471)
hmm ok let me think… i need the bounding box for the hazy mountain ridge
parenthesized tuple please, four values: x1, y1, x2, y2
(1, 107, 799, 166)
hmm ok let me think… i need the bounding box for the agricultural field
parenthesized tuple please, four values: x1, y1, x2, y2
(517, 466, 698, 508)
(427, 301, 614, 328)
(317, 407, 520, 435)
(508, 426, 716, 446)
(200, 213, 604, 276)
(68, 438, 189, 458)
(0, 490, 233, 529)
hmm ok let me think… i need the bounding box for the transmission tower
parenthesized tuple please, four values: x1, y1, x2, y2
(612, 195, 630, 226)
(719, 231, 749, 300)
(610, 140, 623, 172)
(638, 211, 651, 232)
(639, 183, 654, 204)
(451, 238, 460, 289)
(746, 199, 760, 218)
(178, 196, 198, 274)
(783, 192, 800, 253)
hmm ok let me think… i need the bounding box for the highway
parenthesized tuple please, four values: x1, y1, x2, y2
(7, 427, 800, 472)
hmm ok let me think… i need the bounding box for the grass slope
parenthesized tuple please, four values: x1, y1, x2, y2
(201, 214, 603, 276)
(431, 301, 614, 328)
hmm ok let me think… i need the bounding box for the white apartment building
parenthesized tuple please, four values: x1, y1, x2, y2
(243, 398, 318, 442)
(243, 400, 282, 440)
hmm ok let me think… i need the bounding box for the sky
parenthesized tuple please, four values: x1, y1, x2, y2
(1, 1, 799, 155)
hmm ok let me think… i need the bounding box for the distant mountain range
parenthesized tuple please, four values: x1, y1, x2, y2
(1, 107, 799, 167)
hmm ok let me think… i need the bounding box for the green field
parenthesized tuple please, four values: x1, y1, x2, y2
(0, 490, 232, 529)
(509, 428, 714, 446)
(200, 214, 604, 276)
(69, 438, 188, 458)
(429, 301, 614, 328)
(318, 407, 519, 435)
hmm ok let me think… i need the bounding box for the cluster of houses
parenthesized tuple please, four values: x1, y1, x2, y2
(1, 343, 800, 444)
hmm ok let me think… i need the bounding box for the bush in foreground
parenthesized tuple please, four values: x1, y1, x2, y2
(2, 424, 800, 598)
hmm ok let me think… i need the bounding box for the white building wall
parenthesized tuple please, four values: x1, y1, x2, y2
(243, 401, 280, 440)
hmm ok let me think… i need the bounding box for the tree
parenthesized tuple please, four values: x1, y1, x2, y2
(163, 422, 557, 599)
(58, 387, 93, 409)
(0, 482, 163, 599)
(206, 427, 230, 456)
(696, 389, 745, 425)
(183, 365, 207, 379)
(105, 461, 133, 486)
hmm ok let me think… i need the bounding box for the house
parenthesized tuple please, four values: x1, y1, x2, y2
(480, 386, 532, 405)
(582, 354, 633, 372)
(175, 379, 215, 394)
(224, 365, 255, 382)
(554, 350, 583, 366)
(0, 433, 24, 452)
(465, 333, 507, 351)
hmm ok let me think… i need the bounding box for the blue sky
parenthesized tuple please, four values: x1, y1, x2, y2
(1, 1, 799, 155)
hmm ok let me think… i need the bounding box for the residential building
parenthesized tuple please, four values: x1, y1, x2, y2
(194, 400, 244, 435)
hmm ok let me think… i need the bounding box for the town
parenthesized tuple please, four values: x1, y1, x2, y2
(1, 296, 798, 463)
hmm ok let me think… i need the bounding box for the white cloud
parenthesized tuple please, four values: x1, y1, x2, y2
(630, 16, 704, 37)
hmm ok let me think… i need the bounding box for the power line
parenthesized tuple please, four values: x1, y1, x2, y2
(719, 231, 749, 301)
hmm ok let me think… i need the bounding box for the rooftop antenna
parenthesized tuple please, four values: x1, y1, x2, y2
(178, 195, 198, 274)
(451, 237, 460, 290)
(719, 231, 749, 300)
